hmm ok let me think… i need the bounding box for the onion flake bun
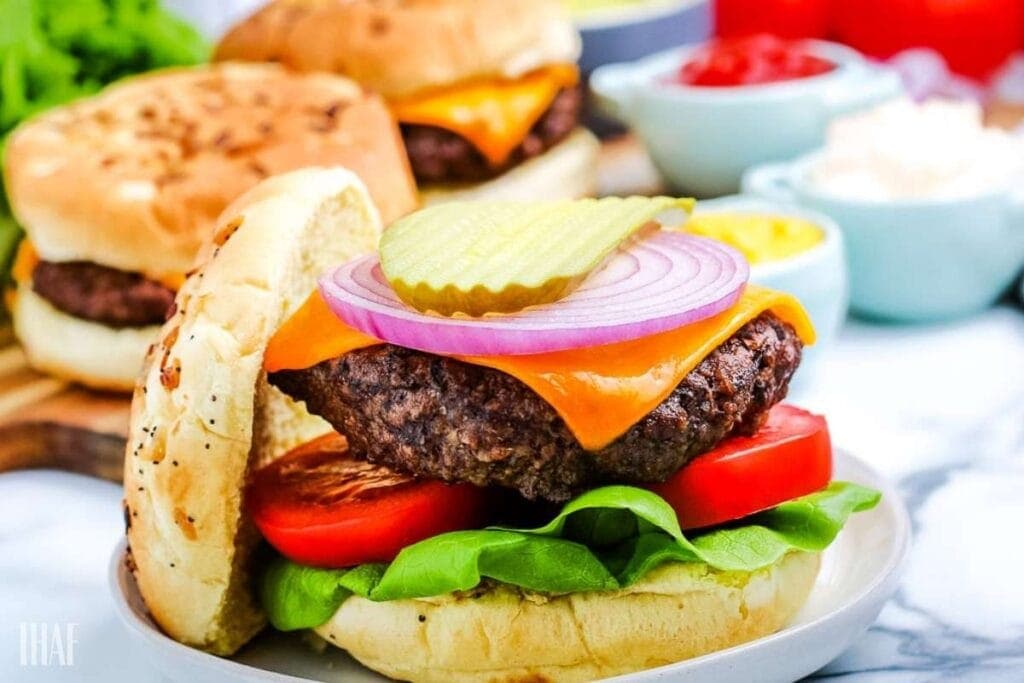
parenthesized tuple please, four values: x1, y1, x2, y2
(4, 62, 417, 277)
(215, 0, 581, 100)
(318, 553, 820, 683)
(123, 168, 382, 655)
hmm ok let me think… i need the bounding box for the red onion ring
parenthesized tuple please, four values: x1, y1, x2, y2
(319, 231, 749, 356)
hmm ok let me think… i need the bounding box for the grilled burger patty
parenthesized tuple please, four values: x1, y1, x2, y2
(401, 86, 583, 184)
(270, 312, 803, 502)
(31, 260, 176, 328)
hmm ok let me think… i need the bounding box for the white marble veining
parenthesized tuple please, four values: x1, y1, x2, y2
(798, 307, 1024, 681)
(0, 305, 1022, 681)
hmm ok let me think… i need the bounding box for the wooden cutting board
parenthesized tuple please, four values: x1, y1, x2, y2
(0, 138, 663, 485)
(0, 330, 130, 482)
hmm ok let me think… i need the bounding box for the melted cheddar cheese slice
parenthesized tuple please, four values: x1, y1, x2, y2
(265, 285, 815, 451)
(11, 240, 39, 285)
(391, 65, 580, 167)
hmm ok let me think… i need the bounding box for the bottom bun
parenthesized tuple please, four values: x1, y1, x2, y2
(12, 283, 156, 392)
(419, 128, 601, 205)
(317, 551, 820, 683)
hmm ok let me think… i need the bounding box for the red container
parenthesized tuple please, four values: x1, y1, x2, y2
(832, 0, 1024, 79)
(714, 0, 831, 39)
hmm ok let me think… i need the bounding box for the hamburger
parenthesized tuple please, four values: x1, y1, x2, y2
(123, 169, 880, 680)
(4, 62, 417, 391)
(215, 0, 601, 203)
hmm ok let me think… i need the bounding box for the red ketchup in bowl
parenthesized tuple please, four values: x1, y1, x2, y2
(676, 34, 836, 87)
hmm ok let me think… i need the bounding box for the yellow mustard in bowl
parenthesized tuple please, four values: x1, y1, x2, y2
(685, 213, 824, 265)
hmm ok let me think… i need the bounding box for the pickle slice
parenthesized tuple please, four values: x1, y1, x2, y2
(379, 197, 695, 316)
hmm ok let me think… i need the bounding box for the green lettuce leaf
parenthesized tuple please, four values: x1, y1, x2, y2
(0, 0, 208, 293)
(0, 0, 208, 138)
(261, 482, 880, 631)
(372, 531, 619, 600)
(0, 206, 20, 290)
(260, 562, 386, 631)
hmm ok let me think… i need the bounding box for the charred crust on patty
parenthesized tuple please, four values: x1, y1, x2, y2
(270, 312, 803, 502)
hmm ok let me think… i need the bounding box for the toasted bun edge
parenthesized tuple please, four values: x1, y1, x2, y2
(123, 167, 384, 655)
(215, 0, 581, 99)
(318, 551, 820, 683)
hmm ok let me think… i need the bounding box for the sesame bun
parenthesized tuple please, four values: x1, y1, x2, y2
(318, 552, 820, 682)
(215, 0, 581, 100)
(418, 128, 600, 205)
(4, 62, 416, 278)
(124, 168, 381, 655)
(9, 284, 159, 392)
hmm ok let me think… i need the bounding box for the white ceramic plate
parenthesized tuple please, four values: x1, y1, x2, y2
(110, 449, 910, 683)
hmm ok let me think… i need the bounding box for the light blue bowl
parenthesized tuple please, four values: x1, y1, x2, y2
(693, 197, 848, 384)
(590, 40, 903, 197)
(743, 155, 1024, 322)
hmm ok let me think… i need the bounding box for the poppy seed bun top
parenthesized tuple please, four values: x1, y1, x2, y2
(4, 62, 416, 277)
(215, 0, 581, 99)
(124, 167, 381, 655)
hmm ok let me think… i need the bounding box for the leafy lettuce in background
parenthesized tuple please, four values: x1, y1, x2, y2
(0, 0, 209, 292)
(262, 482, 880, 631)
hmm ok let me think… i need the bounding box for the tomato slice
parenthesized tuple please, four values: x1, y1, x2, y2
(650, 404, 832, 530)
(248, 434, 489, 568)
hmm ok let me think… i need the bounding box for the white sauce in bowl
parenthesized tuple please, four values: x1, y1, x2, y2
(809, 98, 1024, 201)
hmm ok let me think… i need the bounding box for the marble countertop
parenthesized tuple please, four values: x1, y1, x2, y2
(1, 304, 1022, 682)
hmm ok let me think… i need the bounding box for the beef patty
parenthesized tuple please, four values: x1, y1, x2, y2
(270, 312, 803, 502)
(401, 86, 582, 184)
(32, 260, 176, 328)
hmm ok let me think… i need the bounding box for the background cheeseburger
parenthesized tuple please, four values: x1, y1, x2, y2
(4, 62, 416, 391)
(215, 0, 600, 203)
(124, 169, 879, 681)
